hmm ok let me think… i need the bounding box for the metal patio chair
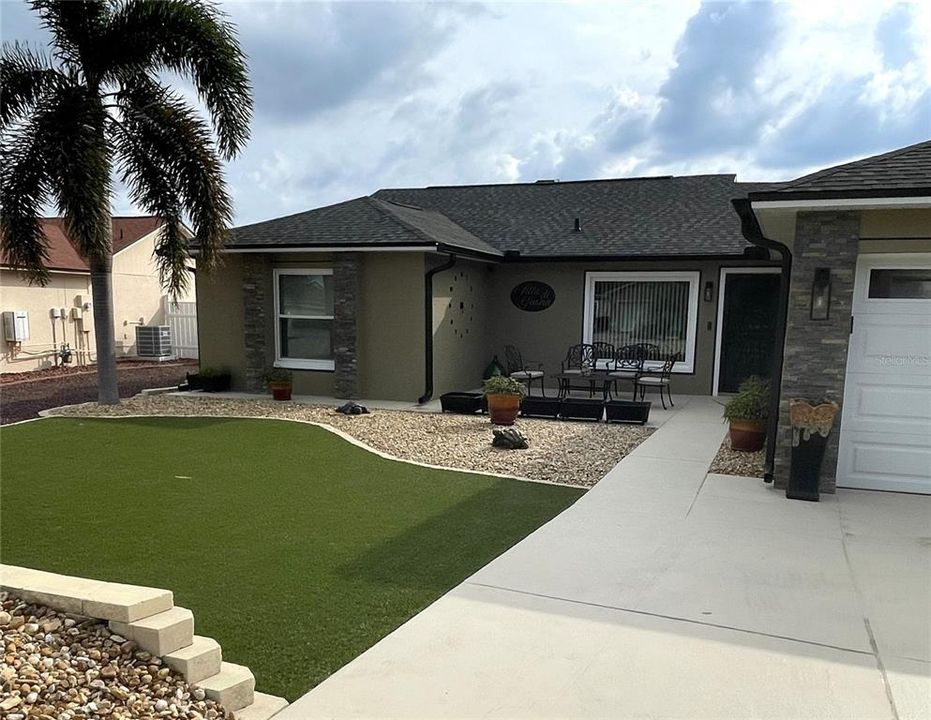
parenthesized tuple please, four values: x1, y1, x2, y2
(608, 344, 645, 399)
(634, 353, 678, 409)
(504, 345, 546, 396)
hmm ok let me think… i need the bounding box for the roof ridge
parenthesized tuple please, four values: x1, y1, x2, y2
(780, 139, 931, 190)
(363, 197, 438, 246)
(375, 173, 748, 194)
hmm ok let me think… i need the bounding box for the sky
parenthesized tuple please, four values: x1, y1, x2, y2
(1, 0, 929, 226)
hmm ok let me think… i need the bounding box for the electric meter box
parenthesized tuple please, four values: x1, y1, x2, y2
(2, 310, 29, 342)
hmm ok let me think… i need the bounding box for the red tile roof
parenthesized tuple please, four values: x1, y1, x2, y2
(1, 216, 163, 273)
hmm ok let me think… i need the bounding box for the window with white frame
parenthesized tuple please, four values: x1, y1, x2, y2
(274, 268, 335, 370)
(583, 271, 700, 372)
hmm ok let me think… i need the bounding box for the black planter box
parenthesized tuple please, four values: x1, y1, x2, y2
(440, 392, 485, 414)
(521, 396, 561, 419)
(605, 400, 651, 425)
(186, 372, 231, 393)
(558, 398, 604, 421)
(787, 433, 828, 502)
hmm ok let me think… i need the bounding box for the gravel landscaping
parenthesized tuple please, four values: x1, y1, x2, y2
(709, 439, 765, 478)
(48, 393, 653, 487)
(0, 361, 196, 425)
(0, 593, 231, 720)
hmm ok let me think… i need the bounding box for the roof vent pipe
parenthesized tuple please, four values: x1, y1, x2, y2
(574, 217, 582, 232)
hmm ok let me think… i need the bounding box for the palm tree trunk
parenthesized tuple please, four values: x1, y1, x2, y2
(89, 255, 120, 405)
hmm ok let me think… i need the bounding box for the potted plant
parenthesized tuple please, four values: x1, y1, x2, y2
(722, 376, 769, 451)
(265, 367, 293, 401)
(483, 375, 526, 425)
(786, 399, 840, 502)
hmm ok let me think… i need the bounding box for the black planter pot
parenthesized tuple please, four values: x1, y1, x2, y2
(440, 392, 485, 414)
(186, 372, 204, 391)
(200, 374, 231, 393)
(521, 396, 561, 419)
(605, 400, 651, 425)
(558, 398, 604, 421)
(787, 433, 829, 502)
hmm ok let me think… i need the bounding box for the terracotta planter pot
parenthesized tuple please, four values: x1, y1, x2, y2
(270, 383, 292, 401)
(729, 419, 766, 452)
(486, 393, 521, 426)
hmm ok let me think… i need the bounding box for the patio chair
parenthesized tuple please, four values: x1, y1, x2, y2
(634, 353, 678, 409)
(560, 343, 597, 398)
(504, 345, 546, 396)
(591, 342, 616, 371)
(608, 344, 645, 399)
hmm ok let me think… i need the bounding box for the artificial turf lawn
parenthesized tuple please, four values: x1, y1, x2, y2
(0, 416, 583, 700)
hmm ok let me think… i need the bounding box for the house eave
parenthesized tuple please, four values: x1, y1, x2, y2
(749, 191, 931, 210)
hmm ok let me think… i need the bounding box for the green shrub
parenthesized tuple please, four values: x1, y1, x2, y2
(723, 376, 770, 422)
(197, 366, 229, 379)
(483, 375, 527, 397)
(264, 367, 292, 385)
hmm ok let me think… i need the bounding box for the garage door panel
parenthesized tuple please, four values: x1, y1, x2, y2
(838, 432, 931, 494)
(838, 254, 931, 494)
(842, 375, 931, 435)
(846, 315, 931, 377)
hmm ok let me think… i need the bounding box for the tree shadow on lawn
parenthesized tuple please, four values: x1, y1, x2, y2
(335, 479, 583, 593)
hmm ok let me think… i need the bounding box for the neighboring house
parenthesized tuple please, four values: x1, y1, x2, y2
(195, 140, 930, 494)
(1, 217, 196, 373)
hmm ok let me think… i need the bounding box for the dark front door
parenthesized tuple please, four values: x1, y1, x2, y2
(718, 272, 780, 393)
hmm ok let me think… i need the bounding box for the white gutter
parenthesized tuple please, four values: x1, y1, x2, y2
(752, 196, 931, 211)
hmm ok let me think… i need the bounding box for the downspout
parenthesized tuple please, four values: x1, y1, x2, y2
(732, 198, 792, 483)
(418, 253, 457, 404)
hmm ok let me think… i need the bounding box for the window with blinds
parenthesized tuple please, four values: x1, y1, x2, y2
(584, 271, 700, 372)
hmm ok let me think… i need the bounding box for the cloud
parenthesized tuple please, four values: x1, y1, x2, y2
(238, 2, 472, 124)
(652, 1, 781, 157)
(875, 4, 919, 70)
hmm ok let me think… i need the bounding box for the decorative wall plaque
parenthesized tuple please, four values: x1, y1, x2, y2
(510, 281, 555, 312)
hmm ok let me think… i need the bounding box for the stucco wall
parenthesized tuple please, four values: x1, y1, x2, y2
(0, 270, 94, 372)
(484, 259, 778, 396)
(430, 258, 491, 397)
(357, 254, 425, 400)
(196, 254, 247, 384)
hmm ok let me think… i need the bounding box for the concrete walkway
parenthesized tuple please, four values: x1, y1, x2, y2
(280, 397, 931, 720)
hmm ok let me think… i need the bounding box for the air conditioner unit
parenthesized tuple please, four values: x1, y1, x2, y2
(135, 325, 172, 357)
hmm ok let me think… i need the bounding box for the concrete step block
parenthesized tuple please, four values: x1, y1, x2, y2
(233, 692, 289, 720)
(1, 563, 172, 622)
(195, 661, 255, 711)
(163, 635, 222, 683)
(110, 606, 194, 655)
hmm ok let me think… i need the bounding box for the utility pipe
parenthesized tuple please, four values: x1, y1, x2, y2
(418, 253, 457, 404)
(732, 198, 793, 483)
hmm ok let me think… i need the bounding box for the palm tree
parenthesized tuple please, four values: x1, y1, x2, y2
(0, 0, 251, 403)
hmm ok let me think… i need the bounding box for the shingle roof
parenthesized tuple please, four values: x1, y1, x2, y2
(230, 175, 778, 258)
(1, 216, 164, 273)
(376, 175, 777, 257)
(750, 139, 931, 201)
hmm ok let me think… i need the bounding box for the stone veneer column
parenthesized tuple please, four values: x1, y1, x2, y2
(774, 211, 860, 491)
(241, 254, 271, 393)
(333, 254, 360, 399)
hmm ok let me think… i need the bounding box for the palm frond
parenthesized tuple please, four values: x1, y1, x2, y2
(0, 43, 66, 127)
(104, 0, 252, 159)
(112, 78, 232, 291)
(28, 0, 108, 72)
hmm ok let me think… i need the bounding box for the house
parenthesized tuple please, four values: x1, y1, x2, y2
(1, 217, 196, 373)
(195, 140, 930, 494)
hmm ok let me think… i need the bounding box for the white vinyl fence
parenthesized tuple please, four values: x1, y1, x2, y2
(165, 298, 198, 359)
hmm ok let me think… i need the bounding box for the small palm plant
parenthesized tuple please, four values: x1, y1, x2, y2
(0, 0, 252, 404)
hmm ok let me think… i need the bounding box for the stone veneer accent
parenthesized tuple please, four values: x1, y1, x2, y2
(333, 254, 360, 399)
(242, 254, 271, 393)
(774, 211, 860, 491)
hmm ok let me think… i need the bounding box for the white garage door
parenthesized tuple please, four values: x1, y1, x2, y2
(837, 254, 931, 494)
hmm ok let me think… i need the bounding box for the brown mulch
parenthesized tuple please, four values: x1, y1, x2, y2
(709, 439, 765, 478)
(0, 360, 197, 425)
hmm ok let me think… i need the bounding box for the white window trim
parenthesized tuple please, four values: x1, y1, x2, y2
(273, 268, 335, 371)
(583, 270, 701, 374)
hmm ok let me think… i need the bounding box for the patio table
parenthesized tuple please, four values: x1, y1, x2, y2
(554, 371, 623, 400)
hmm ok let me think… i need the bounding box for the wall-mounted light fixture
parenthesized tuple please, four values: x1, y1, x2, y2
(703, 280, 715, 302)
(810, 267, 831, 321)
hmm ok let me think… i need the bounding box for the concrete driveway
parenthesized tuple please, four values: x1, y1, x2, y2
(280, 397, 931, 720)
